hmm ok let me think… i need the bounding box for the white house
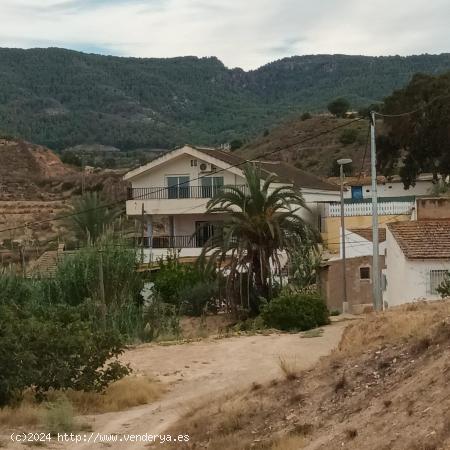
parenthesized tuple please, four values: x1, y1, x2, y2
(384, 220, 450, 307)
(123, 145, 340, 262)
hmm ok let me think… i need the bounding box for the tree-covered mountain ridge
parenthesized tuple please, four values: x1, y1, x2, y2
(0, 48, 449, 150)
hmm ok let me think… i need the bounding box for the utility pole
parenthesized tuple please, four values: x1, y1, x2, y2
(370, 112, 382, 311)
(140, 204, 145, 264)
(337, 158, 352, 314)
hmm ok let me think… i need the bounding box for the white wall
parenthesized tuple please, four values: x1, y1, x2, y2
(340, 228, 386, 258)
(343, 180, 433, 199)
(384, 228, 450, 307)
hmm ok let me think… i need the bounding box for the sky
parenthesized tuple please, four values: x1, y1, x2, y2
(0, 0, 449, 70)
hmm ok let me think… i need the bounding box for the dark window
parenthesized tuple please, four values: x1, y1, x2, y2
(351, 186, 363, 200)
(190, 159, 197, 167)
(167, 176, 190, 199)
(360, 267, 371, 280)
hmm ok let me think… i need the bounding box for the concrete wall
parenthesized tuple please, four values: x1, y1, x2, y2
(384, 228, 450, 306)
(417, 197, 450, 220)
(319, 255, 385, 313)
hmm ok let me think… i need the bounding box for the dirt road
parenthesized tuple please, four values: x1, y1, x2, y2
(64, 322, 347, 450)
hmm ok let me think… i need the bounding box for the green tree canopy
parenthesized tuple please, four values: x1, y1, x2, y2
(328, 98, 350, 117)
(378, 72, 450, 187)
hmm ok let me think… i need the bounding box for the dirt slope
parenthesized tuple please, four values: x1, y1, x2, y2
(58, 323, 347, 450)
(163, 300, 450, 450)
(236, 116, 371, 176)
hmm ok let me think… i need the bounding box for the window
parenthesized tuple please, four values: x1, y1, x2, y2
(201, 176, 224, 197)
(190, 159, 197, 167)
(351, 186, 363, 200)
(360, 267, 371, 280)
(167, 176, 190, 199)
(429, 270, 448, 294)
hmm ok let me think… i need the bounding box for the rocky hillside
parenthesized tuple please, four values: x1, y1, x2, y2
(237, 115, 371, 176)
(0, 48, 449, 150)
(0, 139, 127, 252)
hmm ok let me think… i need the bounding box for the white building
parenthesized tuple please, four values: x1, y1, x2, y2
(384, 220, 450, 307)
(124, 145, 340, 262)
(328, 174, 435, 200)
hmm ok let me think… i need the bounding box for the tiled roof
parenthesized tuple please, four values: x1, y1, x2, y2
(387, 220, 450, 260)
(350, 227, 386, 243)
(194, 147, 340, 192)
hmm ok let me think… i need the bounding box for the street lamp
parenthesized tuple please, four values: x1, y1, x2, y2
(337, 158, 352, 314)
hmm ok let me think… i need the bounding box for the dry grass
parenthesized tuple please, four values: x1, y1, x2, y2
(0, 376, 165, 430)
(278, 356, 302, 380)
(0, 403, 43, 428)
(271, 435, 305, 449)
(337, 300, 450, 357)
(66, 376, 165, 414)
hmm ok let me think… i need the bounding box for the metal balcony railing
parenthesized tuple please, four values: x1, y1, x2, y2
(127, 185, 247, 200)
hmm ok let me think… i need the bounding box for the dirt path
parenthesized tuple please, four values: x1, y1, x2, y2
(62, 322, 347, 449)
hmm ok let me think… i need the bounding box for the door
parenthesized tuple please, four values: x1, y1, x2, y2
(195, 221, 223, 247)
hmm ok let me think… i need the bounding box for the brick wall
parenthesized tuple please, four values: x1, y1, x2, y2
(319, 255, 386, 314)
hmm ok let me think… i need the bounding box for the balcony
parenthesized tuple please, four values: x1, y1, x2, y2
(127, 185, 247, 201)
(136, 235, 203, 248)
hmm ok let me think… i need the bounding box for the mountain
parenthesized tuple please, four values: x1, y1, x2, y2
(0, 48, 449, 150)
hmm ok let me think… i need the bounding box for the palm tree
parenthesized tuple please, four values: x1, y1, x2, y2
(200, 163, 316, 314)
(68, 192, 121, 244)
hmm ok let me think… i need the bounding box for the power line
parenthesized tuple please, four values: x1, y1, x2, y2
(0, 118, 363, 235)
(373, 93, 450, 118)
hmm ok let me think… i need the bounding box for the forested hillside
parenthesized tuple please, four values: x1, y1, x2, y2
(0, 48, 449, 150)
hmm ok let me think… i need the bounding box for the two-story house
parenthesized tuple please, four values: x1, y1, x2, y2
(124, 145, 340, 262)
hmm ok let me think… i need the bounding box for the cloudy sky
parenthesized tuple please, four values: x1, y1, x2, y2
(1, 0, 449, 70)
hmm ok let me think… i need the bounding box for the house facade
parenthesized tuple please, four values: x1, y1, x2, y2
(124, 145, 340, 262)
(384, 220, 450, 307)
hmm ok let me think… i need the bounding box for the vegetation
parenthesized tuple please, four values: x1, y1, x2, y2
(261, 291, 329, 331)
(0, 239, 145, 407)
(328, 97, 350, 117)
(0, 48, 449, 150)
(67, 192, 121, 243)
(378, 71, 450, 186)
(201, 163, 315, 315)
(151, 254, 219, 316)
(300, 112, 312, 121)
(339, 128, 359, 145)
(437, 273, 450, 297)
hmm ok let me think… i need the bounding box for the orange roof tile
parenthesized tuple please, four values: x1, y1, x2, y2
(387, 220, 450, 259)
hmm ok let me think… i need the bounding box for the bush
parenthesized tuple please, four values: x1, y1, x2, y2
(0, 300, 130, 406)
(437, 272, 450, 297)
(328, 97, 350, 118)
(339, 128, 358, 145)
(301, 112, 312, 121)
(152, 255, 218, 316)
(261, 291, 329, 331)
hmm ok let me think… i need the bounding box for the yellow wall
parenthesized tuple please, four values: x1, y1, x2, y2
(322, 215, 410, 253)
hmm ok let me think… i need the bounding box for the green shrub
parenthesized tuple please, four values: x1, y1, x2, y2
(301, 112, 312, 121)
(45, 396, 75, 435)
(339, 128, 358, 145)
(261, 291, 329, 331)
(0, 299, 130, 406)
(179, 281, 219, 316)
(437, 272, 450, 297)
(152, 255, 218, 316)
